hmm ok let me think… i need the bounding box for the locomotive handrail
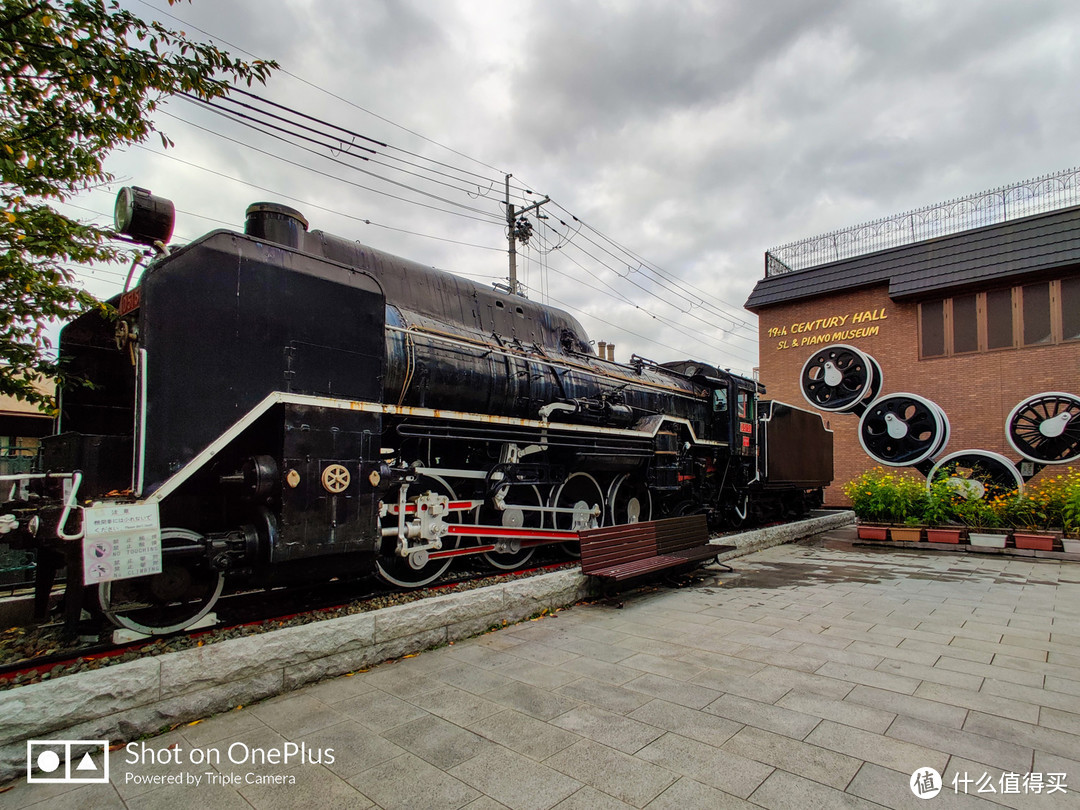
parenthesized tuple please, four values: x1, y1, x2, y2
(0, 470, 82, 510)
(56, 470, 84, 541)
(0, 471, 81, 482)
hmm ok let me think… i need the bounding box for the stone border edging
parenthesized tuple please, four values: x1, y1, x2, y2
(0, 510, 852, 781)
(716, 509, 853, 560)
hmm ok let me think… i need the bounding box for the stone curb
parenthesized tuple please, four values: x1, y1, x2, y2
(715, 509, 854, 561)
(0, 511, 851, 781)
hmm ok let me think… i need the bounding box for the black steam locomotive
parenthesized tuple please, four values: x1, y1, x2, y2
(3, 188, 832, 635)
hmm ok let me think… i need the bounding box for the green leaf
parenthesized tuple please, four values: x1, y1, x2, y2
(0, 0, 278, 407)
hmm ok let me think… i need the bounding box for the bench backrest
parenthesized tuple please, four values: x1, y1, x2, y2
(579, 514, 709, 574)
(654, 514, 710, 554)
(578, 522, 657, 573)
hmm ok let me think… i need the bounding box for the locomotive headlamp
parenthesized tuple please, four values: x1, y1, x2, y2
(114, 186, 175, 246)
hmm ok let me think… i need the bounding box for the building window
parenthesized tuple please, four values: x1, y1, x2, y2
(1021, 282, 1052, 346)
(952, 294, 978, 354)
(986, 288, 1014, 350)
(1063, 277, 1080, 341)
(919, 277, 1075, 358)
(920, 300, 945, 357)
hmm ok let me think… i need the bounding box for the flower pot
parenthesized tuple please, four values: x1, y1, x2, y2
(1013, 532, 1055, 551)
(889, 526, 923, 542)
(967, 530, 1008, 549)
(927, 527, 963, 544)
(856, 524, 888, 541)
(1063, 537, 1080, 555)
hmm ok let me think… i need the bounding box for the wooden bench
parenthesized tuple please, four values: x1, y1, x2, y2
(579, 514, 734, 583)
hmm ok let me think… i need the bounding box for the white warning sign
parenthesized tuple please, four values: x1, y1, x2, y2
(82, 504, 162, 585)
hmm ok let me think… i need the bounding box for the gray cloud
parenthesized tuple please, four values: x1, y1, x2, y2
(82, 0, 1080, 374)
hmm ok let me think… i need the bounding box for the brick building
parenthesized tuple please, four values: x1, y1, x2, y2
(746, 172, 1080, 506)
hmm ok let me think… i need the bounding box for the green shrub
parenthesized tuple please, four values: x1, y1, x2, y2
(844, 465, 1080, 531)
(951, 492, 1003, 530)
(996, 492, 1046, 531)
(843, 468, 929, 524)
(921, 474, 959, 526)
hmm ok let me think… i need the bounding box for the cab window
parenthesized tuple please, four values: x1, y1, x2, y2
(737, 391, 753, 420)
(712, 388, 728, 412)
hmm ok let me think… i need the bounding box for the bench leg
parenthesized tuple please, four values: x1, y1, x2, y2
(712, 555, 734, 572)
(590, 579, 624, 608)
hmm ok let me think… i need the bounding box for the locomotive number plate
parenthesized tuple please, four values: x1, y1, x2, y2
(739, 422, 753, 434)
(118, 287, 141, 316)
(81, 503, 162, 585)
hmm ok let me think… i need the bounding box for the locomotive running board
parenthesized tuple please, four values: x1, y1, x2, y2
(427, 525, 580, 560)
(146, 391, 725, 503)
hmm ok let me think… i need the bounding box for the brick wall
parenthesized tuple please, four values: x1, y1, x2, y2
(755, 284, 1080, 505)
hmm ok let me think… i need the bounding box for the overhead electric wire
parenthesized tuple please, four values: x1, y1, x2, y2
(172, 106, 753, 356)
(175, 101, 498, 216)
(532, 216, 759, 352)
(182, 93, 505, 203)
(543, 200, 759, 333)
(162, 108, 503, 226)
(129, 0, 761, 367)
(134, 0, 516, 184)
(58, 195, 240, 231)
(536, 287, 746, 367)
(134, 0, 545, 213)
(131, 143, 503, 253)
(521, 228, 755, 361)
(549, 204, 758, 331)
(161, 110, 755, 356)
(145, 4, 747, 291)
(220, 87, 513, 198)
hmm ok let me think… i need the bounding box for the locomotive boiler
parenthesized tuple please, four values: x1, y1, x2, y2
(2, 188, 833, 635)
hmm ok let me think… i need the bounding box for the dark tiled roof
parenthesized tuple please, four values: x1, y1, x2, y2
(745, 205, 1080, 310)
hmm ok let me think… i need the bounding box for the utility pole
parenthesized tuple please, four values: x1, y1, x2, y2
(506, 173, 548, 296)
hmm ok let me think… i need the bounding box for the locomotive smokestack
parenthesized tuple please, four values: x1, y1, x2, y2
(245, 202, 309, 249)
(597, 341, 607, 359)
(607, 343, 615, 362)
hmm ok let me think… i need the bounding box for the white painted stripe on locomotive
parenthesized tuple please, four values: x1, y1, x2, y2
(144, 391, 725, 503)
(135, 348, 149, 497)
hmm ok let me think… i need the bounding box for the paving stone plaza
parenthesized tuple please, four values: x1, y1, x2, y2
(5, 523, 1080, 809)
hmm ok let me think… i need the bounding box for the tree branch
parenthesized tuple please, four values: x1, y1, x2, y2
(0, 1, 50, 33)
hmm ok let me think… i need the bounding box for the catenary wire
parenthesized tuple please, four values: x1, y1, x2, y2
(160, 109, 504, 225)
(179, 93, 506, 203)
(125, 0, 760, 365)
(130, 144, 505, 252)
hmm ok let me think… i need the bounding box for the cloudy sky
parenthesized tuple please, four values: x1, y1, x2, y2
(65, 0, 1080, 377)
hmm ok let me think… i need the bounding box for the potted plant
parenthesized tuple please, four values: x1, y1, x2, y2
(1063, 469, 1080, 554)
(922, 475, 964, 543)
(844, 468, 926, 540)
(1038, 468, 1080, 554)
(953, 493, 1008, 548)
(889, 520, 924, 543)
(1000, 490, 1055, 551)
(891, 475, 929, 542)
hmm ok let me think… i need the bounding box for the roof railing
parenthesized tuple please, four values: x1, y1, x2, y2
(764, 166, 1080, 276)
